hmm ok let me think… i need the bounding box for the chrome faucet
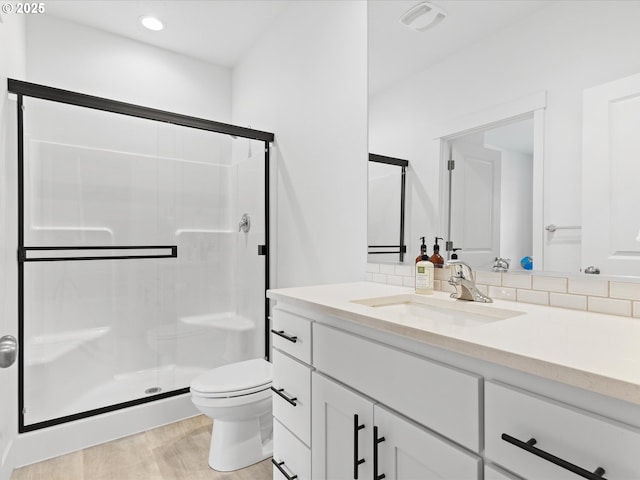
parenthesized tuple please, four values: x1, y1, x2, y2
(447, 260, 493, 303)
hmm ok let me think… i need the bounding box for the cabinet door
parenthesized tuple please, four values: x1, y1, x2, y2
(374, 405, 481, 480)
(312, 372, 374, 480)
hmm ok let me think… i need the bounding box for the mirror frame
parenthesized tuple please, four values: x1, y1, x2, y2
(368, 153, 409, 262)
(435, 91, 546, 271)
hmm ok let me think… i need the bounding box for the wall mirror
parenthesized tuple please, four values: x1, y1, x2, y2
(367, 154, 408, 263)
(443, 116, 534, 272)
(368, 0, 640, 278)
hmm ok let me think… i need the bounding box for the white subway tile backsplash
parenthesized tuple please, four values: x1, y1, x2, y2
(517, 289, 549, 305)
(371, 273, 387, 284)
(609, 282, 640, 302)
(489, 286, 517, 301)
(441, 281, 457, 294)
(366, 263, 380, 273)
(475, 271, 502, 286)
(550, 293, 587, 311)
(502, 273, 532, 289)
(395, 264, 414, 277)
(568, 277, 609, 297)
(434, 267, 450, 281)
(380, 263, 396, 275)
(532, 276, 567, 293)
(366, 263, 640, 318)
(588, 297, 632, 316)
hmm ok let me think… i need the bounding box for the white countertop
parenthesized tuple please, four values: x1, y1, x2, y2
(267, 281, 640, 406)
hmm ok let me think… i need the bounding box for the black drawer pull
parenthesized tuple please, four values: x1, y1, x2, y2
(354, 414, 366, 479)
(271, 386, 298, 406)
(272, 458, 298, 480)
(373, 425, 386, 480)
(501, 433, 607, 480)
(271, 329, 298, 343)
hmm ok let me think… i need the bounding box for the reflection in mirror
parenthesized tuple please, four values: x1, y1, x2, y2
(445, 117, 533, 273)
(368, 154, 408, 263)
(368, 1, 640, 278)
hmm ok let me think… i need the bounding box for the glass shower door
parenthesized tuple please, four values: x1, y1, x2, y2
(21, 97, 179, 428)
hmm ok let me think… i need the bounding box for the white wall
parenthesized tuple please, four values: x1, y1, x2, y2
(0, 11, 26, 480)
(499, 149, 533, 268)
(25, 15, 231, 120)
(369, 0, 640, 273)
(232, 0, 368, 288)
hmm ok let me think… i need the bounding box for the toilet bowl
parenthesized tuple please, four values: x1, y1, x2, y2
(190, 358, 273, 471)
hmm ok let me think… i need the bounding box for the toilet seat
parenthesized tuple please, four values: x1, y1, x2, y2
(190, 358, 272, 399)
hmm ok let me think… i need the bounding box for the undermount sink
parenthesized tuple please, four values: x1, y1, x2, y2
(351, 294, 525, 328)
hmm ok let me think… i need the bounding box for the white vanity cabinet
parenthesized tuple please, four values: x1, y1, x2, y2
(312, 322, 482, 480)
(312, 372, 481, 480)
(271, 306, 313, 480)
(268, 283, 640, 480)
(485, 381, 640, 480)
(313, 322, 482, 452)
(312, 372, 375, 480)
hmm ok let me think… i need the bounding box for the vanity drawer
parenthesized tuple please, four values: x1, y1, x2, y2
(313, 323, 482, 452)
(272, 349, 311, 446)
(273, 418, 311, 480)
(272, 307, 312, 364)
(485, 381, 640, 479)
(484, 463, 523, 480)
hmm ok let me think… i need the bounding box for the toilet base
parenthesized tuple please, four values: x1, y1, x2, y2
(209, 412, 273, 471)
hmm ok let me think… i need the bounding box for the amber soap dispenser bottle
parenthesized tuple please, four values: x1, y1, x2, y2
(429, 237, 444, 268)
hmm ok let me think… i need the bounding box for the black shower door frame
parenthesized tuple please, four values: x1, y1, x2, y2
(8, 78, 274, 433)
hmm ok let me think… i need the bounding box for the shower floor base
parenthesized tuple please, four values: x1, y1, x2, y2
(14, 387, 198, 469)
(26, 364, 205, 426)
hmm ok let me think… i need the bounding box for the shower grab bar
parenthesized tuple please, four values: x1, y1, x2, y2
(19, 245, 178, 262)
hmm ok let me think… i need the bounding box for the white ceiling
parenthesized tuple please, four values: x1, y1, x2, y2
(43, 0, 552, 93)
(368, 0, 552, 94)
(43, 0, 292, 68)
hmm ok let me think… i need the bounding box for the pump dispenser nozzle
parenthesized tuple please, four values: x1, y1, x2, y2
(416, 237, 428, 264)
(429, 237, 445, 267)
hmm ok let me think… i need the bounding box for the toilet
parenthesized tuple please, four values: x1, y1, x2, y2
(190, 358, 273, 472)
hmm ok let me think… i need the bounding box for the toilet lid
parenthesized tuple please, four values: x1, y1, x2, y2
(190, 358, 272, 396)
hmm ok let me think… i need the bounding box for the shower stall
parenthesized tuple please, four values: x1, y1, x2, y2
(9, 79, 274, 433)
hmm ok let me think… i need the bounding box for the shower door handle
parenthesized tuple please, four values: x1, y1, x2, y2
(0, 335, 18, 368)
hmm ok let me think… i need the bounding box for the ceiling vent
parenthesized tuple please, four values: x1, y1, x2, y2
(399, 1, 447, 32)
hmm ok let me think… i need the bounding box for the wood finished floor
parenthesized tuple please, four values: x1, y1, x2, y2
(11, 415, 272, 480)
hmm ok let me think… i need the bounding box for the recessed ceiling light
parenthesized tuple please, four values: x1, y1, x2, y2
(140, 15, 164, 31)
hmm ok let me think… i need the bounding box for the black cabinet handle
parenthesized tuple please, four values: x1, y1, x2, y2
(271, 387, 298, 406)
(271, 329, 298, 343)
(501, 433, 607, 480)
(272, 458, 298, 480)
(373, 425, 386, 480)
(354, 414, 366, 479)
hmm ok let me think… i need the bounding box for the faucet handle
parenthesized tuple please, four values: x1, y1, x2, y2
(446, 260, 473, 279)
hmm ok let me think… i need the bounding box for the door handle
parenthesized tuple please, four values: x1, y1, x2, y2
(0, 335, 18, 368)
(354, 414, 365, 479)
(373, 426, 386, 480)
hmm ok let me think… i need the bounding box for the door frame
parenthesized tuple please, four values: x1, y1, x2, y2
(435, 91, 546, 270)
